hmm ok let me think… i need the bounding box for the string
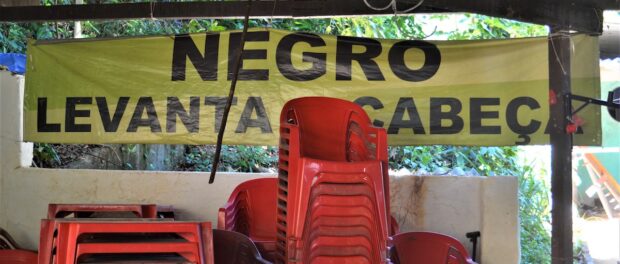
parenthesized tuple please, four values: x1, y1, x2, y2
(549, 31, 571, 76)
(362, 0, 424, 14)
(269, 0, 279, 27)
(149, 1, 155, 20)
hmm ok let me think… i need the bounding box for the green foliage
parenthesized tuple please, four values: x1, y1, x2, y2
(518, 160, 551, 264)
(181, 145, 278, 173)
(1, 13, 431, 53)
(389, 146, 519, 176)
(433, 14, 548, 40)
(221, 145, 279, 172)
(32, 143, 61, 167)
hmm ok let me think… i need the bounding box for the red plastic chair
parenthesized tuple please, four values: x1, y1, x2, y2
(47, 203, 158, 219)
(38, 220, 54, 264)
(0, 249, 37, 264)
(42, 220, 214, 264)
(41, 203, 163, 264)
(277, 97, 390, 263)
(301, 163, 388, 263)
(390, 232, 476, 264)
(218, 178, 278, 261)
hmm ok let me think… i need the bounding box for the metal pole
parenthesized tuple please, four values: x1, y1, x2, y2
(548, 27, 573, 264)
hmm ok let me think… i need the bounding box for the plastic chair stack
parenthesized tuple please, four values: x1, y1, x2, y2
(218, 178, 278, 261)
(40, 203, 163, 264)
(38, 203, 217, 264)
(49, 220, 213, 263)
(276, 97, 390, 263)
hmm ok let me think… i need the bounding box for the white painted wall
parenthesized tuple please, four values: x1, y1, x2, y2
(0, 71, 519, 263)
(390, 175, 520, 263)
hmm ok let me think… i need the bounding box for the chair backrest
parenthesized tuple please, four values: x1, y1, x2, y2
(218, 178, 278, 242)
(277, 97, 390, 264)
(280, 97, 384, 162)
(390, 232, 474, 264)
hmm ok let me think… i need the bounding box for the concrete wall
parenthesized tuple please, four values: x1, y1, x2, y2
(390, 175, 520, 263)
(0, 71, 519, 263)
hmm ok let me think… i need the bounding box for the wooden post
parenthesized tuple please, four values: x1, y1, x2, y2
(548, 27, 573, 264)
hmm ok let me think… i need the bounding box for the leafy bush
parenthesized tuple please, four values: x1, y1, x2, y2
(517, 160, 552, 264)
(32, 143, 60, 167)
(389, 146, 520, 176)
(180, 145, 278, 173)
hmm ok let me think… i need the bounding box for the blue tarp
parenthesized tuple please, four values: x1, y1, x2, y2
(0, 53, 26, 74)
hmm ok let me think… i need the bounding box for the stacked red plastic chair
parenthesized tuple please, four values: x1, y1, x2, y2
(39, 203, 217, 264)
(218, 178, 279, 261)
(41, 220, 213, 264)
(276, 97, 390, 264)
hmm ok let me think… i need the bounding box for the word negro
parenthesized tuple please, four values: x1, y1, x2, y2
(171, 31, 441, 82)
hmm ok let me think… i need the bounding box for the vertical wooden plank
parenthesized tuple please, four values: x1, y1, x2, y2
(548, 28, 573, 264)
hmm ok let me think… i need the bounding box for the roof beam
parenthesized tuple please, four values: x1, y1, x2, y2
(0, 1, 446, 22)
(0, 0, 615, 34)
(421, 0, 614, 34)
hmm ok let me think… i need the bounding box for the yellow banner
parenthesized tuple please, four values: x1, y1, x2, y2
(24, 29, 600, 146)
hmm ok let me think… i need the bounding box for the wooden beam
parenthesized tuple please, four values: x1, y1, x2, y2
(0, 0, 38, 7)
(0, 0, 614, 34)
(0, 1, 445, 21)
(548, 28, 573, 264)
(422, 0, 609, 34)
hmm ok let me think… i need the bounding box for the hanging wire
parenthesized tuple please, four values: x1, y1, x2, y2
(269, 0, 279, 27)
(362, 0, 424, 14)
(209, 0, 253, 184)
(549, 31, 572, 76)
(362, 0, 394, 11)
(149, 0, 155, 20)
